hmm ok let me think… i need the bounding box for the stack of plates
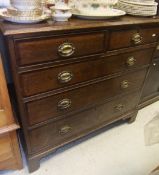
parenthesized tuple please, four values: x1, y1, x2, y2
(0, 8, 48, 23)
(0, 0, 49, 23)
(117, 0, 158, 16)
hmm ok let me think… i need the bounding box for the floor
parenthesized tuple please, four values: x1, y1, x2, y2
(1, 101, 159, 175)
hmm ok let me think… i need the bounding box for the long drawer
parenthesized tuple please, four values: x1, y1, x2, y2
(15, 32, 105, 66)
(29, 91, 140, 153)
(26, 69, 147, 126)
(20, 48, 153, 97)
(109, 27, 159, 50)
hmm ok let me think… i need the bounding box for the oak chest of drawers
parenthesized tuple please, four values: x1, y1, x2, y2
(1, 16, 159, 173)
(0, 54, 22, 170)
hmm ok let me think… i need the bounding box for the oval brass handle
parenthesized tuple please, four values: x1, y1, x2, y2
(58, 42, 75, 57)
(126, 56, 136, 67)
(59, 125, 72, 135)
(132, 33, 142, 45)
(58, 99, 72, 110)
(115, 104, 124, 111)
(58, 71, 73, 83)
(152, 33, 157, 38)
(121, 80, 129, 89)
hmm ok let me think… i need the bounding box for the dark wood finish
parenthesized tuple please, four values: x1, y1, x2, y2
(140, 58, 159, 106)
(29, 91, 140, 153)
(20, 48, 153, 97)
(139, 95, 159, 109)
(153, 43, 159, 58)
(109, 27, 159, 50)
(1, 16, 159, 173)
(15, 32, 105, 66)
(139, 39, 159, 107)
(26, 69, 146, 126)
(27, 110, 138, 173)
(0, 55, 22, 170)
(1, 16, 159, 37)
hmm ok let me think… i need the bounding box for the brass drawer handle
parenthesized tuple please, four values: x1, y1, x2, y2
(115, 104, 124, 111)
(58, 42, 75, 57)
(121, 80, 129, 89)
(132, 33, 142, 45)
(126, 56, 136, 67)
(58, 71, 73, 83)
(59, 125, 72, 135)
(58, 98, 72, 110)
(152, 33, 157, 38)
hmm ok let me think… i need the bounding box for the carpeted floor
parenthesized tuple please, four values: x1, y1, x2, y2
(1, 101, 159, 175)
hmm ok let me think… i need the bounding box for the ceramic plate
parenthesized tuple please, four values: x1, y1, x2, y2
(118, 1, 157, 16)
(73, 9, 126, 19)
(0, 8, 49, 24)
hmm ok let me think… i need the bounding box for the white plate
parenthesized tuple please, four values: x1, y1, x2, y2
(73, 9, 126, 19)
(0, 8, 49, 24)
(117, 1, 157, 16)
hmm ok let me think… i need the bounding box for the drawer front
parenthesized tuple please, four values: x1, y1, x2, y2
(26, 69, 147, 126)
(20, 48, 153, 97)
(0, 134, 13, 162)
(15, 32, 105, 66)
(109, 28, 159, 50)
(29, 91, 140, 153)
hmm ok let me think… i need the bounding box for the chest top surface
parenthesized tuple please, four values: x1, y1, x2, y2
(1, 16, 159, 36)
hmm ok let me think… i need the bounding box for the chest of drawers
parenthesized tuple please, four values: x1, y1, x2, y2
(0, 54, 22, 170)
(1, 16, 159, 173)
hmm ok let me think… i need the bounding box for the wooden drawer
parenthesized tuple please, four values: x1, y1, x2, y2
(29, 91, 140, 153)
(0, 132, 22, 170)
(109, 27, 159, 50)
(0, 133, 14, 163)
(15, 32, 105, 66)
(20, 48, 153, 97)
(26, 69, 147, 126)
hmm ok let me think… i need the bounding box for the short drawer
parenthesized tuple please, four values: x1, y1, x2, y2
(0, 133, 14, 163)
(15, 32, 105, 66)
(109, 27, 159, 50)
(26, 69, 147, 126)
(29, 91, 140, 153)
(20, 48, 153, 97)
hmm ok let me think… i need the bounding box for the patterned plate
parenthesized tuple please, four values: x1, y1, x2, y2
(73, 8, 126, 19)
(0, 8, 49, 24)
